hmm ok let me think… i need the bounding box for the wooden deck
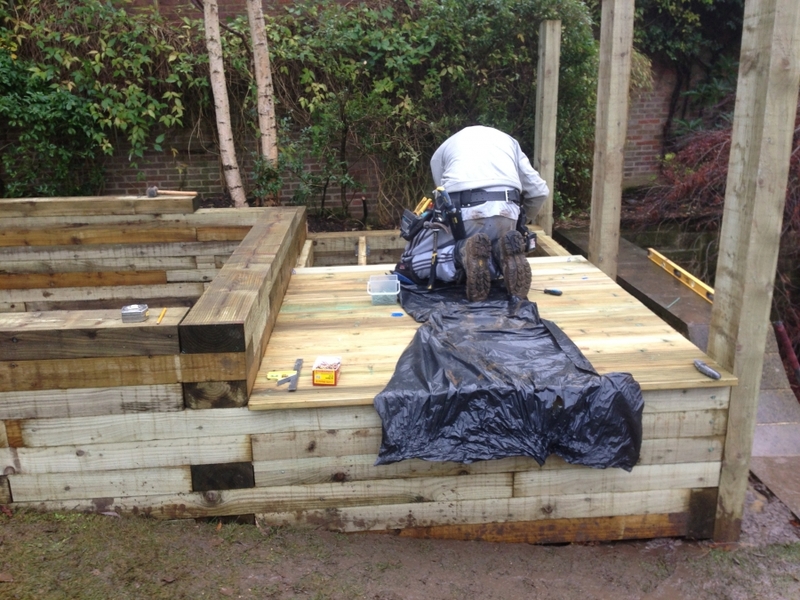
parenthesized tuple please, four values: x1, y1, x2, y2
(0, 199, 739, 542)
(244, 255, 736, 540)
(251, 256, 734, 409)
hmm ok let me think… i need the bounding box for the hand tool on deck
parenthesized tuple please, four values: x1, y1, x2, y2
(693, 359, 721, 380)
(145, 186, 197, 198)
(531, 288, 562, 296)
(277, 358, 303, 391)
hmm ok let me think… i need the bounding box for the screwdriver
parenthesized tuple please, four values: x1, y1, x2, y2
(531, 288, 562, 296)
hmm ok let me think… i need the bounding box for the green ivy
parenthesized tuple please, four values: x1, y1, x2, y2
(0, 0, 206, 195)
(1, 0, 598, 216)
(267, 0, 598, 218)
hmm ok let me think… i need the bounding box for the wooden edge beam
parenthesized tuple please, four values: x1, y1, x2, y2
(0, 308, 188, 361)
(0, 195, 201, 218)
(389, 512, 690, 544)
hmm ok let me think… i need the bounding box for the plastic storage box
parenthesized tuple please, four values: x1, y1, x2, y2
(367, 274, 400, 305)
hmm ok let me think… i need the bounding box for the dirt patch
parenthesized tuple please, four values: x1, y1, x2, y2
(1, 478, 798, 600)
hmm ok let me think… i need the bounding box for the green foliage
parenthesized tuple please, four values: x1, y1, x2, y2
(0, 0, 206, 196)
(0, 51, 102, 196)
(266, 0, 598, 219)
(1, 0, 598, 216)
(632, 0, 744, 66)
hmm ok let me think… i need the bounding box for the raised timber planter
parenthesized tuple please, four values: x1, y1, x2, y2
(0, 202, 737, 545)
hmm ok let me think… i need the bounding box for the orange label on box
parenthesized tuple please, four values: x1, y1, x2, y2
(312, 356, 341, 386)
(313, 369, 338, 385)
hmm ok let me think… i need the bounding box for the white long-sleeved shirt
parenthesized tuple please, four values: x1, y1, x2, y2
(430, 126, 550, 222)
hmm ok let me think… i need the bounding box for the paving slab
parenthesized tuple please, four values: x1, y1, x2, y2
(757, 388, 800, 424)
(752, 423, 800, 457)
(750, 456, 800, 518)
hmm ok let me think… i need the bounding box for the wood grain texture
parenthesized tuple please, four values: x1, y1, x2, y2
(8, 467, 192, 502)
(180, 208, 305, 352)
(392, 512, 690, 543)
(257, 489, 691, 532)
(0, 271, 168, 290)
(1, 435, 252, 474)
(0, 195, 199, 218)
(0, 352, 245, 393)
(707, 0, 800, 542)
(183, 380, 248, 409)
(0, 308, 187, 360)
(0, 223, 198, 247)
(587, 0, 635, 280)
(250, 257, 735, 411)
(0, 384, 184, 420)
(532, 20, 561, 235)
(0, 283, 204, 305)
(0, 256, 196, 275)
(0, 240, 240, 263)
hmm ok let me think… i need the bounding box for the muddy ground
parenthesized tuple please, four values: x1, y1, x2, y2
(2, 204, 798, 599)
(1, 479, 798, 600)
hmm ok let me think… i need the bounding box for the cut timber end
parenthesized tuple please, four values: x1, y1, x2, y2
(180, 322, 246, 354)
(183, 380, 248, 409)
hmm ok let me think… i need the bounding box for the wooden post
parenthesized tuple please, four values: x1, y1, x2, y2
(533, 20, 561, 236)
(587, 0, 634, 280)
(707, 0, 800, 542)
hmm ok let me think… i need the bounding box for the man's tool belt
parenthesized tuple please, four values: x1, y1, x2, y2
(400, 208, 431, 241)
(448, 188, 521, 209)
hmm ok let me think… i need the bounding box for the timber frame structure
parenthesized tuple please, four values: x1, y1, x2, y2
(0, 196, 736, 543)
(0, 0, 798, 544)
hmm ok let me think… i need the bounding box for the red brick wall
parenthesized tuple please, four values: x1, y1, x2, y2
(624, 63, 676, 186)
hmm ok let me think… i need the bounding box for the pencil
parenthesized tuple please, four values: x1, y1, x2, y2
(157, 307, 167, 324)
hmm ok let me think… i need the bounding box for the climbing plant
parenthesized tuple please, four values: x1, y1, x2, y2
(0, 0, 207, 196)
(1, 0, 598, 219)
(266, 0, 598, 222)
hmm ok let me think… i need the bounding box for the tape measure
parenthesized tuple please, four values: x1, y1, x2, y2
(266, 370, 297, 380)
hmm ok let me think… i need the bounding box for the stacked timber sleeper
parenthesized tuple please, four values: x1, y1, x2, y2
(0, 199, 732, 543)
(0, 197, 306, 515)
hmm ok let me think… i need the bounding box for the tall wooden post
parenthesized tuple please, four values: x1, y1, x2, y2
(587, 0, 634, 280)
(533, 20, 561, 236)
(707, 0, 800, 542)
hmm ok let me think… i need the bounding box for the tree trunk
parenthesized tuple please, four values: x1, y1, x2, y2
(204, 0, 247, 207)
(246, 0, 278, 165)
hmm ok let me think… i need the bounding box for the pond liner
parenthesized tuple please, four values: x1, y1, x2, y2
(373, 282, 644, 470)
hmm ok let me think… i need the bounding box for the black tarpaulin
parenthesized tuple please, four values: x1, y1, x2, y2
(373, 283, 644, 470)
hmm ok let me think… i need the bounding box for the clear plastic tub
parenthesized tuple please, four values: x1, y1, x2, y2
(367, 274, 400, 305)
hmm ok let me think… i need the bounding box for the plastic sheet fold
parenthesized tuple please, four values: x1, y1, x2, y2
(373, 283, 644, 470)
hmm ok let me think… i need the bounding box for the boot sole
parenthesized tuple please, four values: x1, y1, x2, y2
(501, 231, 531, 298)
(464, 234, 492, 302)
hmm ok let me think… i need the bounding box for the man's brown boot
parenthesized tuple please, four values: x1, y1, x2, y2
(499, 230, 531, 298)
(462, 233, 492, 302)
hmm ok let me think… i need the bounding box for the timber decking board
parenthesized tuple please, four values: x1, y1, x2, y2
(249, 256, 736, 411)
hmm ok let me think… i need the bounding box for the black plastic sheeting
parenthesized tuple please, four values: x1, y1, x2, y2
(373, 282, 644, 470)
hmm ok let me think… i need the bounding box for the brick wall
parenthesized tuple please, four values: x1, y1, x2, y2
(624, 63, 676, 186)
